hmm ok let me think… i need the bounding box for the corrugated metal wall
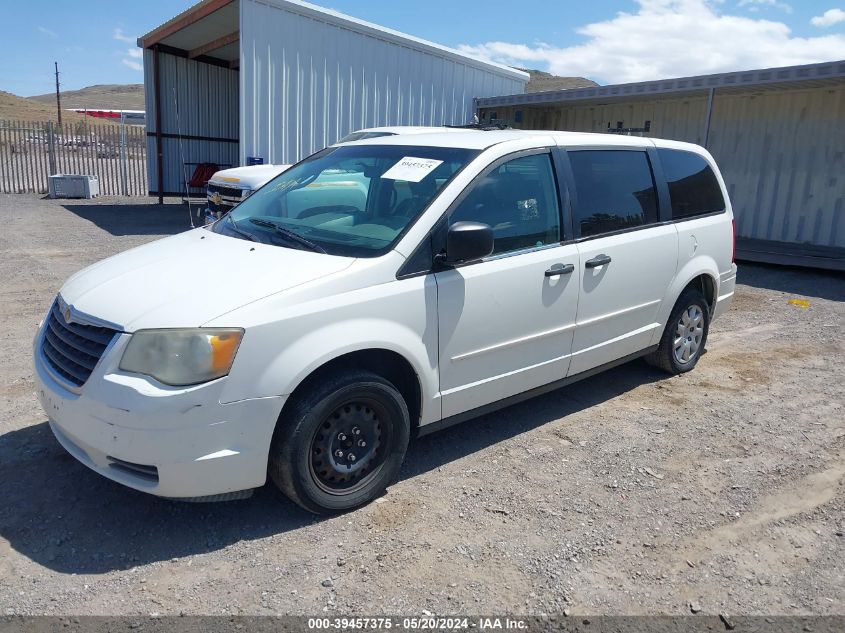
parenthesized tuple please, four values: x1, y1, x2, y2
(482, 84, 845, 249)
(144, 49, 240, 195)
(709, 88, 844, 248)
(239, 0, 526, 165)
(502, 95, 709, 143)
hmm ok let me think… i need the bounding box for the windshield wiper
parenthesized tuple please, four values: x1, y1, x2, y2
(224, 214, 258, 242)
(248, 218, 327, 253)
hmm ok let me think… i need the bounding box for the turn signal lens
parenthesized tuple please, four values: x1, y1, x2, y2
(210, 332, 242, 373)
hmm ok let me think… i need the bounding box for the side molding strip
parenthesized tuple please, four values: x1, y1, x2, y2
(417, 345, 658, 437)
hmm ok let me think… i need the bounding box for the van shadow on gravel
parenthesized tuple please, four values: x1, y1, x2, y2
(0, 360, 664, 574)
(61, 203, 195, 237)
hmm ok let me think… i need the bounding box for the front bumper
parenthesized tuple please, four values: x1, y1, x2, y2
(34, 329, 285, 500)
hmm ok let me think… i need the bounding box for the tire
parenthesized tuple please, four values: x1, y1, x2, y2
(268, 370, 410, 514)
(646, 287, 710, 375)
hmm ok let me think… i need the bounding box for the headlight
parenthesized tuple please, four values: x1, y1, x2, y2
(119, 329, 244, 386)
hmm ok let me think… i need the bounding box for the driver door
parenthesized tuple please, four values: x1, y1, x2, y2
(435, 150, 580, 418)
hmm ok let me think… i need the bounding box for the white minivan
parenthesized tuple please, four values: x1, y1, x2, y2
(34, 130, 736, 513)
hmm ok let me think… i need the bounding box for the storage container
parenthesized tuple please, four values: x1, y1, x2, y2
(48, 175, 100, 199)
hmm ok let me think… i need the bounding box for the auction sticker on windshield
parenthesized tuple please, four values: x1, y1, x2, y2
(381, 157, 443, 182)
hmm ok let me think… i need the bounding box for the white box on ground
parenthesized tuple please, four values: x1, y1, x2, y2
(48, 175, 100, 199)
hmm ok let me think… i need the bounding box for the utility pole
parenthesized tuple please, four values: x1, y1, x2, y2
(54, 61, 62, 126)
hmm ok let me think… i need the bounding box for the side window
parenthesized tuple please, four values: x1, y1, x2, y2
(449, 153, 561, 256)
(658, 148, 726, 219)
(569, 150, 658, 238)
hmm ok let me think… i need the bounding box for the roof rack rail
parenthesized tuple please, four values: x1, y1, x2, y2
(445, 115, 513, 130)
(606, 120, 652, 136)
(446, 121, 512, 131)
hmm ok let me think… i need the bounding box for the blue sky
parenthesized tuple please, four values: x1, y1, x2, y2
(1, 0, 843, 96)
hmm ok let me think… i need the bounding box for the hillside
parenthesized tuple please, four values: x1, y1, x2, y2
(29, 84, 145, 111)
(522, 69, 598, 93)
(13, 71, 593, 122)
(0, 91, 89, 124)
(19, 72, 593, 116)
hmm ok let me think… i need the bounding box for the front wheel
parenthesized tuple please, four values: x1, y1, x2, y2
(646, 288, 710, 375)
(268, 370, 410, 514)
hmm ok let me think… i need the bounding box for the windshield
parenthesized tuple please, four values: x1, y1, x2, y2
(214, 144, 478, 257)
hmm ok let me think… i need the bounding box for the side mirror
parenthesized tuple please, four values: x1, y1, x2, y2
(445, 221, 494, 264)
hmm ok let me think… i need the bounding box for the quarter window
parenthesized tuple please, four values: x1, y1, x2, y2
(569, 150, 658, 238)
(658, 148, 725, 219)
(449, 153, 561, 256)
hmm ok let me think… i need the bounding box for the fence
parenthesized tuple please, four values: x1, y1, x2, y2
(0, 119, 148, 196)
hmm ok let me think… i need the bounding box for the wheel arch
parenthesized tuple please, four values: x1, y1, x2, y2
(685, 272, 717, 312)
(278, 347, 425, 434)
(654, 258, 719, 345)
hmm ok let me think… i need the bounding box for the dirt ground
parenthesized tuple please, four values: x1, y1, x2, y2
(0, 194, 842, 617)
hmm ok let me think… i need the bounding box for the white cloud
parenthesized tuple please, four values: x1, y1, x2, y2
(811, 8, 845, 27)
(122, 58, 143, 72)
(457, 0, 845, 84)
(37, 26, 57, 38)
(738, 0, 793, 14)
(113, 27, 136, 43)
(114, 28, 143, 72)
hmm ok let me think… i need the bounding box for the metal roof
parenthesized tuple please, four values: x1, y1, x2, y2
(138, 0, 529, 82)
(476, 60, 845, 108)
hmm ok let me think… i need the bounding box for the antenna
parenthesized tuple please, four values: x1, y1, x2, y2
(54, 62, 62, 125)
(173, 86, 195, 228)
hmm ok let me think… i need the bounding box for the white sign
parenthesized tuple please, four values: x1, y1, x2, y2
(381, 157, 443, 183)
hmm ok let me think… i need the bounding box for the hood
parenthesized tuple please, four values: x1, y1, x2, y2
(208, 164, 291, 189)
(59, 229, 354, 331)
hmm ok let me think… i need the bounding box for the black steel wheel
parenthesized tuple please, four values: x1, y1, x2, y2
(268, 370, 410, 514)
(309, 397, 391, 495)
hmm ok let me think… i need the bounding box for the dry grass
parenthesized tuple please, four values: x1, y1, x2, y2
(28, 84, 145, 111)
(0, 91, 89, 124)
(521, 69, 599, 93)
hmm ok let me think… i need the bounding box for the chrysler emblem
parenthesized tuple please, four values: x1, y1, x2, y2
(58, 297, 73, 323)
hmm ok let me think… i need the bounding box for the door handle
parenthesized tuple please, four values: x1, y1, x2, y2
(545, 263, 575, 277)
(585, 254, 612, 268)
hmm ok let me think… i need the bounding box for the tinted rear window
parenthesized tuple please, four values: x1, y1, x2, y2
(569, 150, 658, 238)
(658, 148, 725, 219)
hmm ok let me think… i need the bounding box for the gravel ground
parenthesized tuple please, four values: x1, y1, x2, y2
(0, 194, 843, 617)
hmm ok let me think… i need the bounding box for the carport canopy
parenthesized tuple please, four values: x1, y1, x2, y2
(138, 0, 240, 67)
(138, 0, 242, 202)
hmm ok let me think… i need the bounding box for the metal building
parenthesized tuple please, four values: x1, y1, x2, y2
(138, 0, 527, 199)
(476, 60, 845, 270)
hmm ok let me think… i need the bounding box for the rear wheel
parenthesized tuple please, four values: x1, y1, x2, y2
(646, 288, 710, 375)
(268, 370, 410, 514)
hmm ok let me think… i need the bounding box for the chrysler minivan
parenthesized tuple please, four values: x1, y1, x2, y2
(34, 130, 736, 513)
